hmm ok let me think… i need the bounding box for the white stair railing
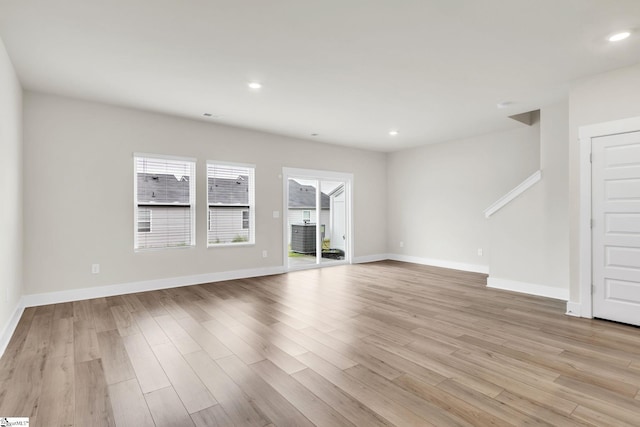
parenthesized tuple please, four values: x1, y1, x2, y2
(484, 170, 542, 218)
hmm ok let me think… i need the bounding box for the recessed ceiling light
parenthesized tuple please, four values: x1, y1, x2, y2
(311, 133, 319, 137)
(497, 101, 513, 109)
(389, 130, 399, 136)
(248, 82, 262, 89)
(608, 31, 631, 42)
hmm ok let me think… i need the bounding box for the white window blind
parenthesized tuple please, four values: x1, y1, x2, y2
(134, 155, 196, 250)
(207, 162, 255, 246)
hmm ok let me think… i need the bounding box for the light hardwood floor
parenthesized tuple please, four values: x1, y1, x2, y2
(1, 261, 640, 426)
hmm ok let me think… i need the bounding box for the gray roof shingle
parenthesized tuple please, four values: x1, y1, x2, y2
(208, 175, 249, 205)
(137, 173, 190, 204)
(288, 179, 329, 209)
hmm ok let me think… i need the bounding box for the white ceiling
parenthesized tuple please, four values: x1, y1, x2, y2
(1, 1, 639, 152)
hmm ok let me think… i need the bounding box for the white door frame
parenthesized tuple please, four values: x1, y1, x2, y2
(282, 167, 354, 272)
(330, 186, 346, 251)
(578, 116, 640, 318)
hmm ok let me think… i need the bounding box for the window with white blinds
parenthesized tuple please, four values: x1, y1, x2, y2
(134, 154, 196, 250)
(207, 161, 255, 246)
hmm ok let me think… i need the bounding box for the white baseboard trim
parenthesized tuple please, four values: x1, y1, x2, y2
(353, 254, 390, 264)
(565, 301, 584, 317)
(22, 265, 286, 308)
(0, 299, 26, 359)
(487, 277, 569, 301)
(388, 254, 489, 274)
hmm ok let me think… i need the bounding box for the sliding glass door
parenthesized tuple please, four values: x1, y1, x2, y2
(320, 180, 346, 265)
(283, 168, 352, 271)
(287, 177, 320, 268)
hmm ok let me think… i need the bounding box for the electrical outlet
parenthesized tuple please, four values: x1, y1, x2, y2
(262, 250, 268, 258)
(477, 248, 483, 256)
(273, 211, 280, 218)
(399, 241, 404, 248)
(91, 264, 100, 274)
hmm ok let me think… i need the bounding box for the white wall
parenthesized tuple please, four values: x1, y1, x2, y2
(488, 103, 569, 298)
(387, 120, 540, 271)
(0, 38, 23, 341)
(568, 62, 640, 305)
(23, 92, 387, 295)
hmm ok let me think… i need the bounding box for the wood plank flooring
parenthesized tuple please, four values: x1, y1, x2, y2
(1, 260, 640, 426)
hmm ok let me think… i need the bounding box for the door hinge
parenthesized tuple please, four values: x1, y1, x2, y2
(590, 219, 594, 229)
(591, 284, 595, 295)
(589, 153, 593, 163)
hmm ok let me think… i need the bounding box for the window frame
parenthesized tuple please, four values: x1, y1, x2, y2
(133, 153, 197, 251)
(206, 160, 255, 248)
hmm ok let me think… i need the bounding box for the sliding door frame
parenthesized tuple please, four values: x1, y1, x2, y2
(282, 167, 354, 271)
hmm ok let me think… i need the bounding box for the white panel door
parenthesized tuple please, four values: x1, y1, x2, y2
(592, 131, 640, 326)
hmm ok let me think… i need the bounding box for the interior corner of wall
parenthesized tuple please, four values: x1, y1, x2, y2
(0, 296, 26, 359)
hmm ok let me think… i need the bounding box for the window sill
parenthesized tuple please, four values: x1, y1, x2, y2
(134, 245, 196, 253)
(207, 242, 255, 249)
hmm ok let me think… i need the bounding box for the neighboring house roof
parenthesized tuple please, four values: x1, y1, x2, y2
(137, 174, 329, 208)
(137, 173, 190, 203)
(208, 175, 249, 206)
(289, 179, 329, 209)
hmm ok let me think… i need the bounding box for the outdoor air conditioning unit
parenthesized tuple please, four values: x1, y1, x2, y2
(291, 223, 316, 254)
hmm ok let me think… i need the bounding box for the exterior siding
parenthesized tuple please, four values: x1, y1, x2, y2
(208, 207, 249, 244)
(136, 206, 192, 249)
